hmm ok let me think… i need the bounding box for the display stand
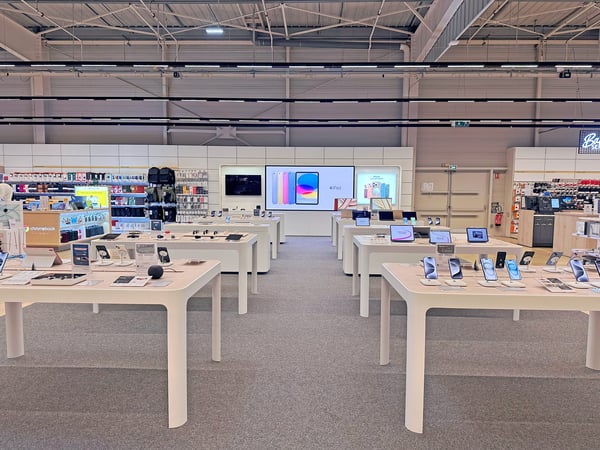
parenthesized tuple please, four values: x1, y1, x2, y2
(477, 280, 500, 287)
(444, 279, 466, 287)
(501, 280, 526, 288)
(419, 278, 441, 286)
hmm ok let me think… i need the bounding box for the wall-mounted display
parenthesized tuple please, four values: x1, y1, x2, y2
(355, 167, 400, 206)
(225, 174, 262, 196)
(265, 165, 354, 211)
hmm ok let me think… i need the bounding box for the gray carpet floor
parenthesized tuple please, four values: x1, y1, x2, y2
(0, 236, 599, 449)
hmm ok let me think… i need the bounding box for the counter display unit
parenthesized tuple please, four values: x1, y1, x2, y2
(23, 208, 110, 247)
(175, 169, 209, 223)
(517, 209, 554, 247)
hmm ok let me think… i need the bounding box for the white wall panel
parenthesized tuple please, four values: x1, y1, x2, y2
(90, 156, 119, 169)
(5, 144, 32, 155)
(61, 155, 91, 168)
(295, 147, 323, 159)
(118, 145, 148, 156)
(61, 144, 89, 156)
(118, 156, 148, 168)
(33, 155, 61, 168)
(266, 147, 294, 159)
(32, 144, 60, 156)
(178, 146, 207, 158)
(4, 154, 33, 168)
(545, 147, 577, 159)
(90, 145, 118, 156)
(324, 147, 353, 158)
(238, 146, 266, 159)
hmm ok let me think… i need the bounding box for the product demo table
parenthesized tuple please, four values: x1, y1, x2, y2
(379, 263, 600, 434)
(352, 234, 525, 317)
(1, 260, 222, 429)
(93, 232, 258, 314)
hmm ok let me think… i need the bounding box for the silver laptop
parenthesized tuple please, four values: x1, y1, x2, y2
(22, 247, 63, 269)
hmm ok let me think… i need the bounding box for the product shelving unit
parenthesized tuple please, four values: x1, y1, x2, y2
(175, 169, 209, 223)
(23, 208, 111, 248)
(5, 171, 150, 233)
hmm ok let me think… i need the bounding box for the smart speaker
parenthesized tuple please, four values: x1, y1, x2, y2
(147, 265, 164, 279)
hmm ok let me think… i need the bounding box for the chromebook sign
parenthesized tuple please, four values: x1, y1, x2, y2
(578, 130, 600, 154)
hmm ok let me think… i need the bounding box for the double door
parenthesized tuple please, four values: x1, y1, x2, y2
(414, 170, 490, 229)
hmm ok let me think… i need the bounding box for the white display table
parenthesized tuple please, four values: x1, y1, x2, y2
(1, 260, 222, 429)
(165, 222, 273, 271)
(379, 263, 600, 434)
(93, 232, 258, 314)
(352, 234, 525, 317)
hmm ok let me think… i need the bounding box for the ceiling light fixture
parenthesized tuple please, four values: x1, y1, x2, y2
(206, 26, 224, 35)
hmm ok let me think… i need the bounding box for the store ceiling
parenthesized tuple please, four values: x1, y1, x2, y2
(1, 0, 600, 64)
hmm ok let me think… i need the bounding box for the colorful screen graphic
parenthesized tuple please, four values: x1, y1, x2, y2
(265, 166, 354, 211)
(295, 172, 319, 204)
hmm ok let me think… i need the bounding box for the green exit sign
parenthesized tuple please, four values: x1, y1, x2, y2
(451, 120, 470, 128)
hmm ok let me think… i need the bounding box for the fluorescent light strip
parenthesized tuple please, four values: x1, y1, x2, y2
(394, 65, 430, 69)
(489, 100, 515, 103)
(238, 65, 273, 69)
(289, 65, 325, 69)
(411, 100, 435, 103)
(371, 100, 397, 103)
(81, 64, 117, 67)
(206, 27, 224, 35)
(341, 65, 377, 69)
(447, 64, 485, 68)
(31, 64, 65, 67)
(555, 65, 593, 69)
(449, 100, 474, 103)
(480, 120, 502, 123)
(574, 120, 595, 123)
(0, 64, 15, 67)
(501, 64, 538, 68)
(184, 65, 221, 68)
(511, 120, 533, 123)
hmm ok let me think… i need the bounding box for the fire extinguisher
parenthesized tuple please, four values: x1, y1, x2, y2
(495, 212, 503, 226)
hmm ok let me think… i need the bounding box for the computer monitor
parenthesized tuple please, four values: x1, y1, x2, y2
(370, 198, 392, 211)
(390, 224, 415, 242)
(413, 226, 430, 239)
(377, 210, 394, 221)
(355, 216, 370, 226)
(466, 227, 488, 243)
(402, 211, 417, 220)
(352, 209, 371, 220)
(537, 197, 553, 214)
(551, 197, 560, 210)
(429, 229, 452, 244)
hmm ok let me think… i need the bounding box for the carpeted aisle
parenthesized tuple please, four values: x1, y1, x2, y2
(0, 236, 599, 449)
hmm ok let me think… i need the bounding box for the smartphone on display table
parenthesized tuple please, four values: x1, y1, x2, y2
(495, 251, 506, 269)
(480, 257, 498, 281)
(157, 247, 171, 264)
(519, 251, 535, 266)
(506, 259, 521, 281)
(448, 257, 463, 279)
(96, 245, 111, 259)
(423, 256, 438, 280)
(569, 259, 589, 282)
(594, 259, 600, 276)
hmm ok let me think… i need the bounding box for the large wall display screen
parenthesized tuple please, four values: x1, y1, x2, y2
(355, 167, 400, 206)
(265, 166, 355, 211)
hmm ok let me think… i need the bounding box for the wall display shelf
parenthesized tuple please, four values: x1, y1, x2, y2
(175, 169, 209, 223)
(4, 171, 149, 232)
(23, 208, 111, 248)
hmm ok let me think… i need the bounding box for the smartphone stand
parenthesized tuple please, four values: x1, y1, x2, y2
(444, 279, 466, 287)
(519, 265, 536, 273)
(93, 260, 113, 266)
(419, 278, 442, 286)
(566, 281, 592, 289)
(501, 280, 526, 288)
(542, 265, 560, 273)
(478, 280, 500, 287)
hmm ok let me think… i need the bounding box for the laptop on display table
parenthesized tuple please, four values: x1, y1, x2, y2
(466, 227, 489, 243)
(22, 247, 63, 269)
(390, 224, 415, 243)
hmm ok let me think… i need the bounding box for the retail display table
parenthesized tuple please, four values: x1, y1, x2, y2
(165, 220, 275, 269)
(0, 260, 222, 429)
(352, 234, 524, 317)
(379, 263, 600, 434)
(93, 232, 258, 314)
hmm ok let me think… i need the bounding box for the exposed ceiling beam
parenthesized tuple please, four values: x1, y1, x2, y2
(0, 13, 41, 60)
(417, 0, 495, 62)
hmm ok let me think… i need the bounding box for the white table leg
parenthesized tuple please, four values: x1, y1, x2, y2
(212, 274, 222, 362)
(513, 309, 520, 321)
(166, 301, 187, 428)
(405, 303, 427, 434)
(586, 311, 600, 370)
(251, 241, 258, 294)
(359, 250, 370, 318)
(92, 303, 99, 314)
(238, 255, 248, 315)
(380, 278, 391, 365)
(5, 302, 24, 358)
(352, 242, 359, 296)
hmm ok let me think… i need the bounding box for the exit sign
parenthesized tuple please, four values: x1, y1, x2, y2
(451, 120, 470, 128)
